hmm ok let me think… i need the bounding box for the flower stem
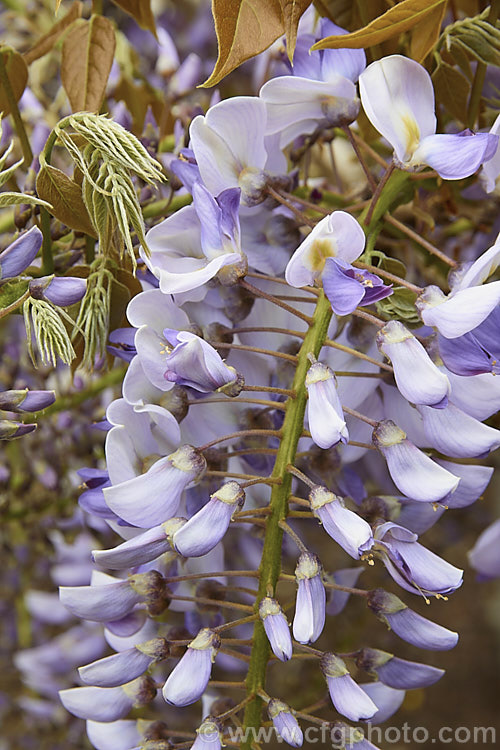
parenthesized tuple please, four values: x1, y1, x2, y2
(342, 125, 377, 191)
(241, 291, 332, 748)
(384, 213, 457, 268)
(364, 162, 396, 226)
(239, 279, 313, 325)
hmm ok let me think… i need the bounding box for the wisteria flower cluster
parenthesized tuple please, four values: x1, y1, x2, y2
(2, 1, 500, 749)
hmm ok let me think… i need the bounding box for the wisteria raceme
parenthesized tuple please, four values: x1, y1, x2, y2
(3, 3, 500, 750)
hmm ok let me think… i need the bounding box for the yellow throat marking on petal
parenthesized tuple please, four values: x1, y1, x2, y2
(401, 113, 421, 159)
(307, 237, 336, 275)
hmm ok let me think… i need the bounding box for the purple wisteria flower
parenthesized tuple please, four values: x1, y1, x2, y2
(162, 329, 243, 394)
(305, 360, 348, 448)
(286, 210, 365, 288)
(359, 55, 498, 178)
(78, 637, 169, 687)
(322, 258, 392, 316)
(469, 519, 500, 580)
(259, 596, 293, 662)
(162, 628, 220, 706)
(92, 519, 184, 570)
(142, 183, 244, 296)
(367, 589, 458, 650)
(103, 444, 206, 528)
(59, 676, 156, 721)
(377, 320, 450, 407)
(260, 21, 364, 147)
(0, 389, 55, 412)
(373, 522, 463, 597)
(173, 482, 244, 557)
(268, 698, 303, 747)
(372, 420, 460, 502)
(359, 682, 406, 724)
(320, 653, 378, 721)
(189, 96, 287, 205)
(0, 225, 41, 278)
(356, 647, 444, 689)
(29, 275, 87, 306)
(293, 552, 326, 644)
(191, 718, 223, 750)
(309, 485, 373, 559)
(59, 570, 169, 622)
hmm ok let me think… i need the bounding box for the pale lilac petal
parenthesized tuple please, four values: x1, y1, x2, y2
(322, 257, 365, 315)
(203, 96, 268, 173)
(435, 459, 493, 509)
(451, 233, 500, 290)
(285, 211, 365, 287)
(86, 719, 141, 750)
(417, 402, 500, 458)
(480, 113, 500, 191)
(469, 519, 500, 579)
(79, 648, 153, 687)
(376, 656, 444, 689)
(447, 370, 500, 421)
(387, 607, 458, 651)
(261, 75, 357, 147)
(59, 685, 133, 721)
(0, 225, 42, 278)
(418, 282, 500, 338)
(414, 131, 499, 179)
(377, 320, 450, 407)
(373, 420, 460, 502)
(359, 682, 405, 724)
(359, 55, 436, 164)
(93, 526, 171, 570)
(162, 645, 214, 706)
(59, 581, 141, 622)
(173, 494, 237, 558)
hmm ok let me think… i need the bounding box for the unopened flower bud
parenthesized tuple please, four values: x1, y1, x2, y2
(191, 717, 223, 750)
(0, 419, 36, 440)
(29, 275, 87, 306)
(0, 225, 42, 279)
(162, 628, 220, 707)
(259, 597, 292, 661)
(0, 388, 55, 413)
(293, 552, 325, 644)
(305, 360, 348, 449)
(268, 699, 303, 747)
(173, 481, 245, 557)
(309, 485, 373, 559)
(320, 653, 377, 722)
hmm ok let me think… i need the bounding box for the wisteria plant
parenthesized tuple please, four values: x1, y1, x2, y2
(2, 1, 500, 749)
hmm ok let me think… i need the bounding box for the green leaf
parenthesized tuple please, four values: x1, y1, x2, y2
(311, 0, 447, 50)
(23, 1, 83, 65)
(61, 15, 116, 113)
(109, 0, 157, 38)
(0, 192, 52, 208)
(202, 0, 285, 87)
(36, 165, 97, 236)
(0, 279, 29, 310)
(376, 287, 421, 326)
(432, 61, 471, 122)
(0, 47, 28, 117)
